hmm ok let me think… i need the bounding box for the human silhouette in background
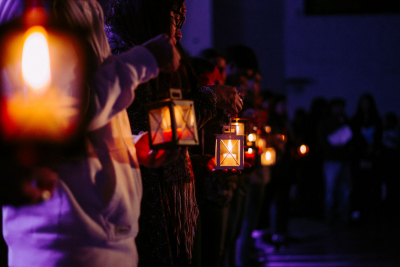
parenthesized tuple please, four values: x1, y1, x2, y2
(350, 93, 383, 225)
(318, 98, 353, 226)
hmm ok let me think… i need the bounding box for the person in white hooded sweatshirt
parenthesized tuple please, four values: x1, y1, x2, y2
(2, 0, 181, 266)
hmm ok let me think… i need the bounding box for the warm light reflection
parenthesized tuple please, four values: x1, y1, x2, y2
(22, 26, 51, 93)
(266, 151, 271, 161)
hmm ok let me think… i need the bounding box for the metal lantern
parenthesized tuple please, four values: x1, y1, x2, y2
(215, 125, 244, 170)
(261, 147, 276, 166)
(0, 6, 89, 145)
(146, 89, 198, 149)
(231, 117, 247, 136)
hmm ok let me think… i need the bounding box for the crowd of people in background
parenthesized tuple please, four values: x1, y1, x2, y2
(1, 1, 399, 267)
(190, 43, 400, 266)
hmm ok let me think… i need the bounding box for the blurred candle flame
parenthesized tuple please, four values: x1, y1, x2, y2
(22, 26, 51, 94)
(248, 133, 254, 142)
(266, 151, 271, 161)
(299, 144, 309, 155)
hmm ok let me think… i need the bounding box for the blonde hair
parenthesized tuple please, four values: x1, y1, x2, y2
(53, 0, 111, 63)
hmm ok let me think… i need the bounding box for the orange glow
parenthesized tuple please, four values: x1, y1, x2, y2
(22, 26, 51, 94)
(261, 147, 276, 166)
(265, 126, 272, 133)
(299, 144, 309, 155)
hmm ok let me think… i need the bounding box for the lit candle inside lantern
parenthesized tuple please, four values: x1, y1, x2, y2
(244, 147, 255, 166)
(248, 134, 255, 142)
(261, 147, 276, 166)
(22, 26, 51, 94)
(299, 144, 309, 155)
(222, 139, 238, 166)
(2, 26, 81, 141)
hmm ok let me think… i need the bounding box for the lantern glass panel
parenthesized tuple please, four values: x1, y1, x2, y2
(220, 139, 241, 167)
(215, 134, 244, 170)
(173, 103, 196, 142)
(233, 122, 245, 135)
(0, 27, 86, 142)
(149, 106, 172, 145)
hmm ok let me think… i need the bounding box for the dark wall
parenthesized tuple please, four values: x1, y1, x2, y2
(213, 0, 285, 92)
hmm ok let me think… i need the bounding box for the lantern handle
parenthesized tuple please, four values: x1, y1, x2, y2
(229, 117, 232, 138)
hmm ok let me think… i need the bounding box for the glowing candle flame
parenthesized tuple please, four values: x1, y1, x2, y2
(300, 145, 308, 154)
(248, 134, 254, 142)
(228, 139, 233, 152)
(22, 26, 51, 94)
(248, 148, 253, 153)
(266, 151, 271, 161)
(236, 124, 239, 134)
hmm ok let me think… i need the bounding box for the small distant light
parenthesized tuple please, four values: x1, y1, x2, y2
(248, 133, 255, 142)
(299, 145, 309, 155)
(265, 126, 272, 133)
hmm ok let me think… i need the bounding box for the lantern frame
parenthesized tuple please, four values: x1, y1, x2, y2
(146, 89, 199, 149)
(215, 131, 244, 170)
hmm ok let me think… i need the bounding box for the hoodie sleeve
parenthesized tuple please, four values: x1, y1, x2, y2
(87, 46, 159, 131)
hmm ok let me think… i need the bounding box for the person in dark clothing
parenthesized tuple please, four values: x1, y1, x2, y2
(350, 93, 383, 224)
(380, 112, 400, 221)
(318, 98, 353, 226)
(105, 1, 243, 266)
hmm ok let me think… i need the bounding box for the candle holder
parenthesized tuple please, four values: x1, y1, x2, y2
(215, 123, 244, 170)
(146, 89, 198, 149)
(0, 6, 89, 146)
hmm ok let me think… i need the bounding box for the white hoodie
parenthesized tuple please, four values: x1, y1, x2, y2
(2, 1, 158, 266)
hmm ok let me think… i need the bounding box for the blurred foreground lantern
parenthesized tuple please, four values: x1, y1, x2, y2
(261, 147, 276, 166)
(0, 6, 89, 147)
(215, 123, 244, 170)
(146, 89, 198, 149)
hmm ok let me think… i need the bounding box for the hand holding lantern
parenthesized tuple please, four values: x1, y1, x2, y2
(134, 132, 183, 168)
